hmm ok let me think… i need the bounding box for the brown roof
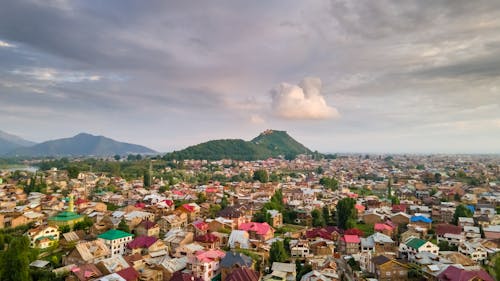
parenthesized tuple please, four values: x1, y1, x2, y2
(435, 224, 462, 235)
(226, 267, 260, 281)
(372, 255, 391, 265)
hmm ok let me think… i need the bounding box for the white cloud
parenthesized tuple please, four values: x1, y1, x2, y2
(271, 77, 340, 120)
(11, 68, 101, 83)
(0, 40, 14, 48)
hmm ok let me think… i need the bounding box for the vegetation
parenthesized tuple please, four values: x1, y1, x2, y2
(336, 197, 357, 230)
(269, 240, 289, 264)
(319, 176, 338, 190)
(163, 130, 312, 161)
(452, 204, 473, 225)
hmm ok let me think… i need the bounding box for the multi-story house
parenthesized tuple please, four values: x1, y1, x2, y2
(64, 240, 111, 265)
(436, 224, 464, 246)
(98, 229, 134, 257)
(26, 225, 59, 249)
(187, 249, 226, 281)
(338, 235, 360, 255)
(371, 255, 409, 281)
(238, 222, 274, 242)
(399, 238, 439, 261)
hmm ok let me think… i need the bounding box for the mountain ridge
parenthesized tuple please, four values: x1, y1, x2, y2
(163, 129, 312, 161)
(6, 132, 156, 157)
(0, 130, 37, 155)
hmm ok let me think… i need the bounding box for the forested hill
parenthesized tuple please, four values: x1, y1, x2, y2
(163, 129, 313, 161)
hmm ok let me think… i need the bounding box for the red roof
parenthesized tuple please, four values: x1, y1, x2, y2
(306, 227, 342, 240)
(163, 199, 174, 206)
(354, 204, 365, 213)
(170, 271, 203, 281)
(116, 267, 140, 281)
(192, 220, 209, 231)
(239, 222, 272, 235)
(134, 202, 146, 208)
(345, 228, 364, 237)
(195, 233, 220, 243)
(205, 188, 218, 193)
(75, 198, 88, 205)
(392, 204, 407, 213)
(436, 224, 462, 236)
(127, 236, 158, 249)
(342, 235, 360, 243)
(138, 220, 157, 229)
(181, 204, 196, 212)
(374, 223, 394, 232)
(437, 265, 494, 281)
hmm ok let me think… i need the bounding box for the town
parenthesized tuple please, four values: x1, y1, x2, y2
(0, 154, 499, 281)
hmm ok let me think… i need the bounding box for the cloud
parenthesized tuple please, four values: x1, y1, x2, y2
(0, 40, 14, 47)
(249, 114, 265, 124)
(11, 67, 101, 83)
(271, 77, 339, 120)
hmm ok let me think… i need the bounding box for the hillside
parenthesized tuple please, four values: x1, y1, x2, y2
(163, 129, 313, 161)
(7, 133, 156, 157)
(0, 130, 37, 155)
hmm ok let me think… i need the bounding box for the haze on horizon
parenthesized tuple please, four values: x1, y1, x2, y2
(1, 1, 500, 154)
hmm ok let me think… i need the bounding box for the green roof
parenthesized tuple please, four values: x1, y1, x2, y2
(48, 211, 83, 222)
(406, 238, 426, 249)
(98, 229, 133, 240)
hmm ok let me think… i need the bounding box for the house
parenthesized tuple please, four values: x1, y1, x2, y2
(265, 262, 296, 281)
(374, 223, 395, 237)
(64, 240, 111, 265)
(362, 212, 384, 225)
(170, 270, 203, 281)
(173, 242, 205, 258)
(69, 263, 103, 281)
(437, 265, 494, 281)
(177, 203, 200, 223)
(371, 255, 409, 281)
(267, 210, 283, 228)
(217, 206, 249, 228)
(26, 225, 59, 249)
(362, 232, 395, 254)
(409, 215, 432, 229)
(226, 267, 260, 281)
(338, 235, 360, 255)
(189, 220, 210, 236)
(134, 220, 160, 238)
(98, 229, 134, 257)
(399, 238, 438, 261)
(300, 270, 339, 281)
(158, 214, 187, 232)
(220, 251, 254, 281)
(309, 239, 335, 256)
(238, 222, 274, 242)
(187, 249, 226, 281)
(483, 225, 500, 239)
(159, 257, 189, 280)
(228, 230, 251, 249)
(462, 226, 481, 240)
(458, 240, 488, 262)
(390, 212, 411, 226)
(95, 255, 130, 274)
(207, 217, 234, 233)
(435, 224, 464, 246)
(290, 239, 311, 258)
(195, 233, 221, 250)
(127, 235, 168, 256)
(458, 217, 475, 227)
(164, 228, 194, 252)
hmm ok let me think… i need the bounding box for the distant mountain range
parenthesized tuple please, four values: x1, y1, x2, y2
(163, 129, 313, 161)
(1, 132, 156, 157)
(0, 130, 37, 155)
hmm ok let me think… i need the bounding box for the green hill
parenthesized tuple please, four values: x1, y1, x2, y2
(163, 129, 313, 161)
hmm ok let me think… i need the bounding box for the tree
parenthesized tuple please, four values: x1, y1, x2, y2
(387, 178, 392, 198)
(311, 209, 326, 227)
(269, 240, 288, 264)
(196, 192, 207, 204)
(59, 225, 70, 233)
(0, 236, 31, 281)
(319, 177, 338, 190)
(117, 219, 130, 233)
(253, 169, 269, 183)
(143, 170, 151, 188)
(114, 154, 121, 161)
(452, 204, 473, 225)
(67, 165, 80, 179)
(494, 255, 500, 280)
(336, 198, 357, 230)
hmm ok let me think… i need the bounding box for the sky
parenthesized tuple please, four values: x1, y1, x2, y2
(1, 0, 500, 154)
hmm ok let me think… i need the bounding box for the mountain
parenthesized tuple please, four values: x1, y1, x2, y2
(7, 133, 156, 157)
(0, 130, 37, 155)
(164, 129, 313, 161)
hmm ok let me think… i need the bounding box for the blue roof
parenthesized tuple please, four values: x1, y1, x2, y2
(410, 215, 432, 223)
(466, 205, 475, 213)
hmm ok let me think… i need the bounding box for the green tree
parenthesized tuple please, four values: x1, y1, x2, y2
(319, 177, 338, 190)
(494, 255, 500, 280)
(336, 198, 357, 230)
(0, 236, 31, 281)
(196, 192, 207, 204)
(67, 165, 80, 179)
(114, 154, 121, 161)
(59, 225, 70, 233)
(269, 240, 289, 264)
(311, 209, 326, 227)
(143, 170, 151, 188)
(253, 170, 269, 183)
(452, 204, 473, 225)
(117, 219, 130, 233)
